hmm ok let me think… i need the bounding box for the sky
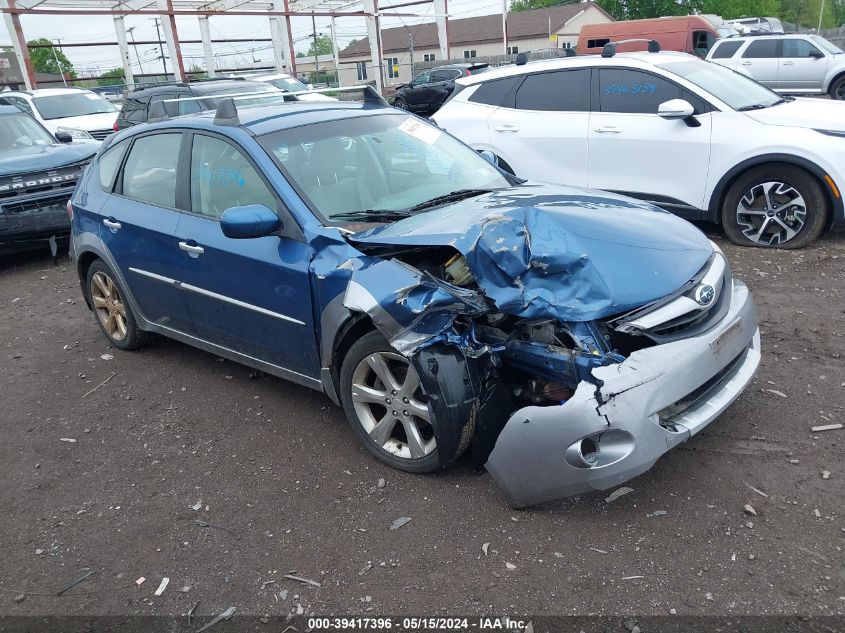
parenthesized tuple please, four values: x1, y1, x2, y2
(0, 0, 501, 76)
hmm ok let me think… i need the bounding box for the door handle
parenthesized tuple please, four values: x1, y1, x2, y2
(594, 126, 622, 134)
(102, 218, 121, 230)
(782, 61, 794, 66)
(494, 124, 519, 132)
(178, 241, 205, 255)
(740, 61, 752, 66)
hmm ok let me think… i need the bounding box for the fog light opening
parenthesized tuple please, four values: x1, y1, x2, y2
(580, 437, 599, 465)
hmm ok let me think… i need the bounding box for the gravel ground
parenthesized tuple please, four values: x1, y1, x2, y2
(0, 233, 843, 622)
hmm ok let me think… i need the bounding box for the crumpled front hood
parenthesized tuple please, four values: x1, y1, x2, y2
(0, 143, 97, 176)
(350, 184, 713, 322)
(745, 97, 845, 131)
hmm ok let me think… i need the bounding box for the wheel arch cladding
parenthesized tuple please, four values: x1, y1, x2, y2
(709, 154, 841, 230)
(77, 251, 102, 309)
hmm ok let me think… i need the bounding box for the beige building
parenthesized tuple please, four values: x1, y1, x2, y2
(337, 2, 614, 88)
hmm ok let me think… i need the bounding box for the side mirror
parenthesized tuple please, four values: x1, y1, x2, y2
(809, 50, 824, 59)
(477, 150, 497, 166)
(658, 99, 695, 120)
(55, 131, 73, 143)
(220, 204, 281, 239)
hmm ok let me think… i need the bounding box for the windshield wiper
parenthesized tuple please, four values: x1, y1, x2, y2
(331, 209, 412, 222)
(738, 98, 788, 112)
(404, 189, 495, 213)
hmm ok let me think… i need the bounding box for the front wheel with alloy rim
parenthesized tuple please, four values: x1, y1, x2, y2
(393, 97, 408, 110)
(721, 164, 829, 249)
(339, 331, 451, 473)
(830, 75, 845, 100)
(86, 260, 148, 350)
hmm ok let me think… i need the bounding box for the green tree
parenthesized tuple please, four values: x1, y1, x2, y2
(97, 67, 124, 86)
(26, 38, 75, 77)
(509, 0, 558, 11)
(780, 0, 836, 29)
(699, 0, 780, 19)
(306, 34, 333, 57)
(187, 63, 207, 79)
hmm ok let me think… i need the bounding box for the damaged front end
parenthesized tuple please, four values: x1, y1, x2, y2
(337, 190, 760, 507)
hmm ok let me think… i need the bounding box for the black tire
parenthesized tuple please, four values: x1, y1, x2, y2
(339, 331, 472, 473)
(721, 164, 828, 249)
(85, 260, 149, 350)
(829, 75, 845, 100)
(393, 97, 408, 110)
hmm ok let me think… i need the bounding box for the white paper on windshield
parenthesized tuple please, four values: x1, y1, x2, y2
(398, 117, 441, 145)
(85, 93, 101, 100)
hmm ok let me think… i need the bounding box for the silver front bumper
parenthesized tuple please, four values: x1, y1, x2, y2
(485, 279, 761, 508)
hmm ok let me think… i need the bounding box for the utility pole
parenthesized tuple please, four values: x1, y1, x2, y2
(408, 32, 414, 79)
(152, 17, 167, 77)
(51, 38, 67, 85)
(311, 14, 319, 84)
(127, 26, 144, 74)
(818, 0, 825, 32)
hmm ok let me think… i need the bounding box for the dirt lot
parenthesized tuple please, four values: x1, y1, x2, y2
(0, 232, 843, 623)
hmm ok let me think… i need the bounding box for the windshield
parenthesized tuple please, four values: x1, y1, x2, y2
(658, 59, 783, 111)
(0, 113, 55, 152)
(811, 35, 843, 54)
(32, 92, 117, 120)
(266, 77, 308, 92)
(258, 113, 510, 224)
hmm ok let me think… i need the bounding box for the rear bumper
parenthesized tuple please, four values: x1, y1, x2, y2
(485, 280, 760, 508)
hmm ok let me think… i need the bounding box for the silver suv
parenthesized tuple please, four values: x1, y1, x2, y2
(706, 34, 845, 99)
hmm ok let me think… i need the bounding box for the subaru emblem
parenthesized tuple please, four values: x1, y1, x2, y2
(694, 284, 716, 306)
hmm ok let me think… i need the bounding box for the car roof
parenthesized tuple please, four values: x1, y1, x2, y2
(119, 100, 399, 137)
(128, 79, 272, 97)
(3, 87, 89, 97)
(455, 50, 696, 85)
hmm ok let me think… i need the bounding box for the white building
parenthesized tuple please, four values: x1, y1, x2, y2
(337, 2, 614, 88)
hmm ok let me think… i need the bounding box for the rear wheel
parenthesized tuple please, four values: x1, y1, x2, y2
(339, 331, 442, 472)
(721, 164, 828, 249)
(393, 97, 408, 110)
(829, 75, 845, 100)
(86, 260, 148, 350)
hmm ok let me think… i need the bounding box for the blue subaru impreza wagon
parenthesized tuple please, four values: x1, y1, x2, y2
(70, 92, 760, 507)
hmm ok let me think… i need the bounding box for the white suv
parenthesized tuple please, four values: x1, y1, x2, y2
(433, 50, 845, 248)
(706, 34, 845, 99)
(0, 87, 118, 140)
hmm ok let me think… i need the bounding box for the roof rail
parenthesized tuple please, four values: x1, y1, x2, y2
(601, 38, 661, 58)
(287, 85, 388, 105)
(515, 47, 577, 66)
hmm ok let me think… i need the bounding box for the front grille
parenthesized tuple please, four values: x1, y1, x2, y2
(1, 192, 71, 215)
(0, 163, 87, 201)
(89, 129, 113, 140)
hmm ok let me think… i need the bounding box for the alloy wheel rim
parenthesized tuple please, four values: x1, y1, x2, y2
(837, 83, 845, 99)
(91, 271, 128, 341)
(735, 180, 806, 246)
(395, 99, 407, 109)
(350, 351, 436, 459)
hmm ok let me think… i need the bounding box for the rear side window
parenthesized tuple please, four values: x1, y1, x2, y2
(514, 69, 590, 111)
(710, 40, 743, 59)
(98, 139, 129, 190)
(121, 133, 182, 208)
(598, 69, 681, 114)
(468, 76, 522, 107)
(119, 97, 147, 123)
(743, 40, 779, 58)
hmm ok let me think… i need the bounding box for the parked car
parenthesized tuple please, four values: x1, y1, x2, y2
(0, 87, 118, 141)
(0, 105, 97, 254)
(115, 79, 282, 130)
(70, 94, 760, 507)
(235, 72, 335, 101)
(706, 33, 845, 99)
(724, 16, 784, 35)
(433, 48, 845, 248)
(577, 15, 738, 57)
(393, 63, 489, 114)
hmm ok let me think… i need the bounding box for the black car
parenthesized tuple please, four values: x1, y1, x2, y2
(116, 79, 281, 130)
(393, 63, 489, 115)
(0, 105, 97, 254)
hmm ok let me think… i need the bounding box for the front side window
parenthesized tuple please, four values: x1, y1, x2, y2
(515, 69, 590, 112)
(587, 38, 610, 48)
(258, 114, 509, 224)
(711, 40, 743, 59)
(412, 72, 431, 85)
(190, 134, 276, 219)
(742, 39, 779, 58)
(121, 133, 182, 208)
(781, 38, 823, 58)
(468, 76, 522, 107)
(120, 97, 147, 122)
(0, 113, 54, 154)
(598, 69, 681, 114)
(32, 92, 117, 120)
